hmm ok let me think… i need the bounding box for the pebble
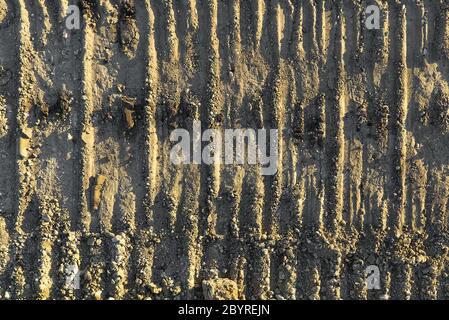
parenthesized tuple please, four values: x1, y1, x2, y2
(94, 290, 102, 300)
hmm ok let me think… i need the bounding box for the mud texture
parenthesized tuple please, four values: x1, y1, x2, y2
(0, 0, 449, 300)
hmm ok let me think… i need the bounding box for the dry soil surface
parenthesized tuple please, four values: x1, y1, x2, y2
(0, 0, 449, 300)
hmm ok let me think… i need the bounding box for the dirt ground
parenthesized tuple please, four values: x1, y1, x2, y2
(0, 0, 448, 300)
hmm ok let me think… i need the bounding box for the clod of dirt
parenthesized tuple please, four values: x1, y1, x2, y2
(202, 278, 239, 300)
(0, 96, 6, 137)
(32, 89, 49, 119)
(120, 96, 136, 129)
(18, 137, 30, 159)
(124, 107, 135, 129)
(148, 282, 162, 295)
(0, 0, 7, 25)
(81, 129, 94, 145)
(21, 125, 32, 139)
(93, 174, 106, 211)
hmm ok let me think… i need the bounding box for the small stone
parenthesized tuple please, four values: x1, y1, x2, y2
(21, 126, 33, 139)
(417, 255, 427, 263)
(94, 290, 102, 300)
(171, 286, 181, 296)
(124, 107, 135, 129)
(148, 282, 162, 294)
